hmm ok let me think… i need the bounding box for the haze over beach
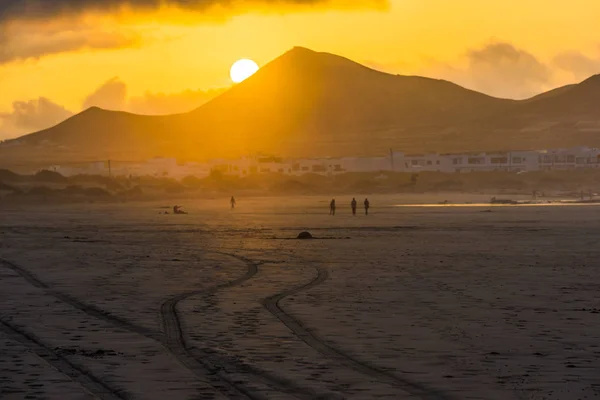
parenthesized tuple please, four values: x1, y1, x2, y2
(2, 1, 600, 400)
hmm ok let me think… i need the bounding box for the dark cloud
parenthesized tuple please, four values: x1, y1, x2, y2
(0, 97, 74, 138)
(82, 77, 128, 110)
(554, 50, 600, 80)
(0, 22, 142, 63)
(0, 0, 386, 22)
(0, 0, 384, 63)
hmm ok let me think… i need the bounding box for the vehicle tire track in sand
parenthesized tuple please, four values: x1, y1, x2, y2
(0, 255, 262, 399)
(176, 251, 342, 400)
(0, 319, 126, 400)
(160, 252, 332, 400)
(159, 254, 263, 400)
(0, 255, 323, 400)
(0, 258, 159, 339)
(262, 266, 455, 400)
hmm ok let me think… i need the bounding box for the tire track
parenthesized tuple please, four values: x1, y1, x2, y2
(0, 318, 126, 400)
(0, 258, 159, 339)
(160, 254, 330, 400)
(0, 255, 324, 400)
(0, 255, 261, 399)
(159, 255, 263, 400)
(262, 266, 455, 400)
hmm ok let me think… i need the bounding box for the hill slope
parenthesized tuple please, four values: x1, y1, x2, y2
(179, 47, 512, 157)
(453, 74, 600, 151)
(2, 47, 600, 166)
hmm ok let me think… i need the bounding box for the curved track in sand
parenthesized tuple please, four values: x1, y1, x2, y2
(0, 254, 323, 400)
(158, 254, 263, 400)
(159, 252, 330, 400)
(262, 265, 455, 400)
(0, 319, 126, 400)
(0, 258, 158, 338)
(2, 251, 453, 399)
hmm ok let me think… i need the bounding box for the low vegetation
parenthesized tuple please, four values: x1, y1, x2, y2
(2, 168, 600, 204)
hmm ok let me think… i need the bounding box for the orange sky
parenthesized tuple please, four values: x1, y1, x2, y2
(1, 0, 599, 139)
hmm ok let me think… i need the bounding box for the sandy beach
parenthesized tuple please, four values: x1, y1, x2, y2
(1, 194, 599, 399)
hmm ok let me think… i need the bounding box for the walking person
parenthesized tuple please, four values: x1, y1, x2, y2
(230, 196, 236, 209)
(364, 198, 370, 215)
(329, 199, 336, 215)
(351, 198, 357, 216)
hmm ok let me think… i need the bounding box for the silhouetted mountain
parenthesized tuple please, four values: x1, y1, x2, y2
(457, 74, 600, 150)
(2, 47, 600, 166)
(10, 107, 176, 161)
(518, 74, 600, 117)
(179, 47, 511, 157)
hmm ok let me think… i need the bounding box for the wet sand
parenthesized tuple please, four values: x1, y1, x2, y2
(1, 195, 599, 399)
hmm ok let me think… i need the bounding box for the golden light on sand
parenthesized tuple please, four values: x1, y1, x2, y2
(230, 59, 259, 83)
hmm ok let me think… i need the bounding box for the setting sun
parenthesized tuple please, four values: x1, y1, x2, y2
(230, 59, 259, 83)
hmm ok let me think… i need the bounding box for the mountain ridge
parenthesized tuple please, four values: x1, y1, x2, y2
(2, 47, 600, 166)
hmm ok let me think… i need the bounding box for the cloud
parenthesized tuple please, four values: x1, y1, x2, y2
(553, 50, 600, 80)
(0, 77, 226, 139)
(420, 41, 553, 99)
(0, 0, 385, 63)
(129, 88, 227, 115)
(82, 77, 128, 110)
(462, 42, 552, 98)
(0, 97, 74, 139)
(0, 0, 387, 23)
(0, 20, 144, 64)
(82, 77, 227, 114)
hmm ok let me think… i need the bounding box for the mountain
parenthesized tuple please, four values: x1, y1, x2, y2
(13, 107, 176, 159)
(2, 47, 600, 167)
(179, 47, 512, 158)
(454, 74, 600, 151)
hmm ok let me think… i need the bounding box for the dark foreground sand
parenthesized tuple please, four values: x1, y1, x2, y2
(1, 194, 599, 400)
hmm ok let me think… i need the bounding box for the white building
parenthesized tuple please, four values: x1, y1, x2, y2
(392, 147, 600, 173)
(34, 146, 600, 178)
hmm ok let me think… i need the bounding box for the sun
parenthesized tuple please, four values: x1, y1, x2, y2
(230, 59, 259, 83)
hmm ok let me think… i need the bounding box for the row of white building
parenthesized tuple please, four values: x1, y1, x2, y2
(201, 147, 600, 177)
(46, 147, 600, 178)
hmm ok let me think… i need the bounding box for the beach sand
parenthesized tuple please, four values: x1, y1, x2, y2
(1, 194, 599, 399)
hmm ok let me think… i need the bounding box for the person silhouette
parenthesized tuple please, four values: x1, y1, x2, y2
(351, 198, 357, 216)
(329, 199, 336, 215)
(230, 196, 236, 209)
(364, 198, 370, 215)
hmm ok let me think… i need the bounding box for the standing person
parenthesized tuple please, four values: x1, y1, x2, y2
(230, 196, 236, 209)
(364, 198, 370, 215)
(411, 173, 419, 186)
(329, 199, 336, 215)
(351, 198, 357, 216)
